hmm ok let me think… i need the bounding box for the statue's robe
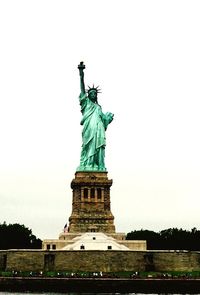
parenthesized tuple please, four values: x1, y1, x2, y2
(77, 93, 108, 171)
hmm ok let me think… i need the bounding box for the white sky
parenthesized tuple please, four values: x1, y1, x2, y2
(0, 0, 200, 240)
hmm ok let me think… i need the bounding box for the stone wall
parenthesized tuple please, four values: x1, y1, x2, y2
(1, 250, 200, 272)
(54, 251, 145, 272)
(6, 250, 44, 272)
(153, 251, 200, 271)
(0, 251, 7, 271)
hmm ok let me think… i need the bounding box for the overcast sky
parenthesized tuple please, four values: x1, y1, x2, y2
(0, 0, 200, 239)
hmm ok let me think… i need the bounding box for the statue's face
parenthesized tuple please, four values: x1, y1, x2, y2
(88, 90, 97, 102)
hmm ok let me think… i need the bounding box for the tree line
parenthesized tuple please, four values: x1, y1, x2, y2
(1, 223, 200, 251)
(0, 222, 42, 249)
(126, 228, 200, 250)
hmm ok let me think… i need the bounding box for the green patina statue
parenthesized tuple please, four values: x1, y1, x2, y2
(77, 62, 114, 172)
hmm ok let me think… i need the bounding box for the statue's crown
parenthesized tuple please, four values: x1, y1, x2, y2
(87, 85, 101, 94)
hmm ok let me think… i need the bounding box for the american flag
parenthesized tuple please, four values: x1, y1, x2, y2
(63, 223, 68, 232)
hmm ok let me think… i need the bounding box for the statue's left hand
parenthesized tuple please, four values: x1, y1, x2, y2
(107, 112, 114, 123)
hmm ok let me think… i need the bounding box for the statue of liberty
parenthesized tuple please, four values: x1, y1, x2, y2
(77, 62, 114, 172)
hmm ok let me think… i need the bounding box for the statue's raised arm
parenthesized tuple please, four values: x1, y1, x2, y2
(78, 61, 86, 95)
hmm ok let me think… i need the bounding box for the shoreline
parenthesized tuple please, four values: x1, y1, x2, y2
(1, 277, 200, 293)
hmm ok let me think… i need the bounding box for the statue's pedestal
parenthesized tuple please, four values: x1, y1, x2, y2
(68, 171, 115, 233)
(42, 171, 147, 251)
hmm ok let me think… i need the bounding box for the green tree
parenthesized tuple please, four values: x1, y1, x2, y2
(126, 229, 161, 249)
(126, 228, 200, 250)
(0, 222, 42, 249)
